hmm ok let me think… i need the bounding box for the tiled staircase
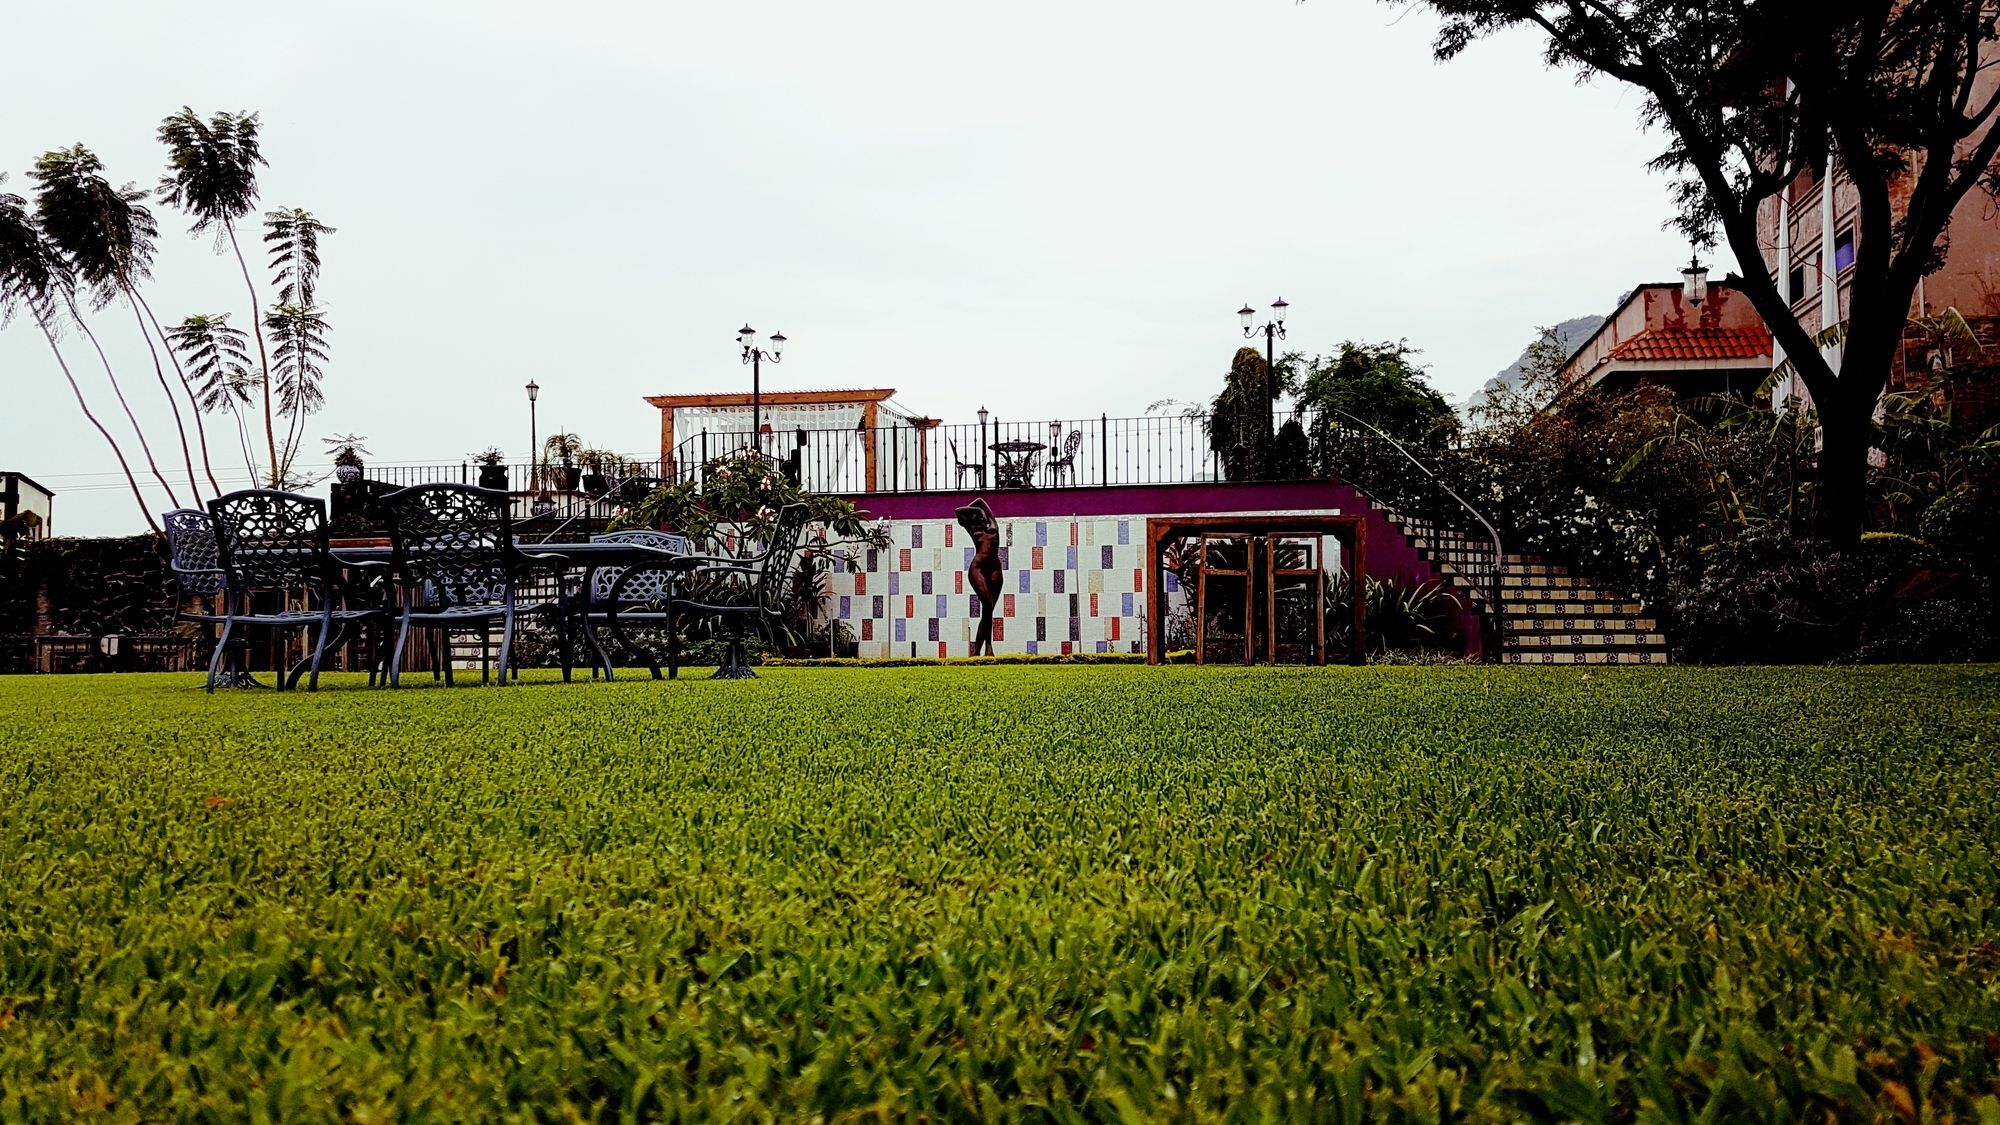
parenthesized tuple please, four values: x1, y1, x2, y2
(1385, 513, 1671, 664)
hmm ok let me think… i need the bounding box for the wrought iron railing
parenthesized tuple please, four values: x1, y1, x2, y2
(667, 411, 1252, 495)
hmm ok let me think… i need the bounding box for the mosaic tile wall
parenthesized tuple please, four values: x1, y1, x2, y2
(826, 515, 1156, 658)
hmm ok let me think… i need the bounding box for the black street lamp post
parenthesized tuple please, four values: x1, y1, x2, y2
(525, 380, 540, 493)
(1237, 298, 1288, 478)
(1239, 298, 1288, 432)
(736, 324, 787, 456)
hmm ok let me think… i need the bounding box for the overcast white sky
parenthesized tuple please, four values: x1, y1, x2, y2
(2, 0, 1692, 535)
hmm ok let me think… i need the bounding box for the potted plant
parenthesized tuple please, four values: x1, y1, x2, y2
(324, 433, 370, 484)
(579, 448, 625, 495)
(473, 447, 509, 491)
(542, 433, 583, 493)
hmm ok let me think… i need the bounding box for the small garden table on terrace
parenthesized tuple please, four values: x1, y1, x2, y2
(989, 441, 1046, 489)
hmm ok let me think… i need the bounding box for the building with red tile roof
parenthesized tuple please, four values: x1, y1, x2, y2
(1554, 283, 1774, 402)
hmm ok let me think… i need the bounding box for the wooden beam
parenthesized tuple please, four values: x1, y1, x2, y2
(643, 388, 898, 409)
(861, 401, 879, 491)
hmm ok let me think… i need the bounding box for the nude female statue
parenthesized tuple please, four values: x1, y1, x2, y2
(955, 498, 1003, 656)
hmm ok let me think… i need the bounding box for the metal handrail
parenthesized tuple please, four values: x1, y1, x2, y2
(1324, 409, 1507, 657)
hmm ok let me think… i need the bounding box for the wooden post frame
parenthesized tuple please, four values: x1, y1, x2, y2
(1146, 514, 1365, 666)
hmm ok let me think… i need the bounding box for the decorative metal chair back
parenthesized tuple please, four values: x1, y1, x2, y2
(752, 504, 812, 613)
(381, 484, 515, 608)
(207, 490, 337, 595)
(162, 508, 225, 598)
(1061, 429, 1082, 462)
(588, 529, 689, 603)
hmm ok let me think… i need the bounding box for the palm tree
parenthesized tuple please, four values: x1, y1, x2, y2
(263, 207, 335, 307)
(263, 209, 336, 482)
(165, 313, 260, 480)
(264, 304, 331, 483)
(0, 177, 157, 532)
(158, 108, 279, 482)
(30, 145, 191, 508)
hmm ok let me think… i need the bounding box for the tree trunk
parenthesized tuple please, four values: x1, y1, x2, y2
(1814, 401, 1873, 544)
(226, 224, 279, 484)
(127, 295, 202, 506)
(38, 315, 160, 534)
(136, 292, 223, 497)
(71, 303, 179, 509)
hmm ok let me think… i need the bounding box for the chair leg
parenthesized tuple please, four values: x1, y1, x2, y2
(206, 618, 234, 694)
(390, 610, 412, 688)
(497, 607, 515, 685)
(555, 610, 574, 684)
(581, 613, 615, 680)
(307, 611, 335, 692)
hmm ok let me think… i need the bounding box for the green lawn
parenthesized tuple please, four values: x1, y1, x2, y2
(1, 666, 1997, 1121)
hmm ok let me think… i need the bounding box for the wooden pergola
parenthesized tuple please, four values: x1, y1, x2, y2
(645, 388, 900, 483)
(1144, 513, 1367, 666)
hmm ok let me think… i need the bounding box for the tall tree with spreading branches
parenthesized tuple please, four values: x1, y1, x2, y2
(30, 144, 194, 508)
(157, 107, 278, 483)
(1391, 0, 2000, 542)
(0, 177, 157, 532)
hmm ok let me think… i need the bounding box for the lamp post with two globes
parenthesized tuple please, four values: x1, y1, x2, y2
(735, 324, 787, 455)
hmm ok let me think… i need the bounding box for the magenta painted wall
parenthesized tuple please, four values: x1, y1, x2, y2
(845, 479, 1487, 659)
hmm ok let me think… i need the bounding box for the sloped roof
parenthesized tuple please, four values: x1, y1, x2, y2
(1608, 327, 1772, 363)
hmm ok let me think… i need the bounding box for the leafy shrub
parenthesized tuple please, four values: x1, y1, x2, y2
(1667, 532, 2000, 663)
(1326, 576, 1467, 656)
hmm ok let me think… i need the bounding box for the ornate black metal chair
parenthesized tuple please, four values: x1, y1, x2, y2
(379, 483, 575, 686)
(948, 438, 985, 489)
(640, 503, 810, 679)
(1046, 429, 1083, 486)
(570, 529, 690, 680)
(163, 508, 242, 688)
(205, 490, 388, 693)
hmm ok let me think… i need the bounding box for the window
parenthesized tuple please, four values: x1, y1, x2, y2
(1835, 227, 1856, 272)
(1787, 265, 1807, 304)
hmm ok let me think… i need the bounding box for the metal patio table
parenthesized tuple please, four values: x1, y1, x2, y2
(331, 539, 704, 680)
(989, 440, 1046, 488)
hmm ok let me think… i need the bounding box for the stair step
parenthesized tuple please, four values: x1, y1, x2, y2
(1500, 574, 1594, 588)
(1504, 632, 1667, 648)
(1505, 615, 1659, 632)
(1503, 649, 1671, 665)
(1499, 581, 1618, 596)
(1504, 596, 1640, 612)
